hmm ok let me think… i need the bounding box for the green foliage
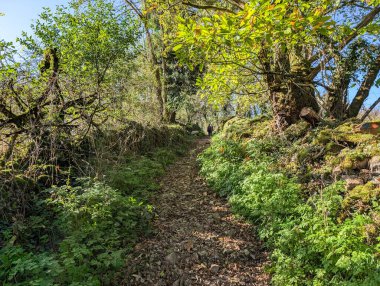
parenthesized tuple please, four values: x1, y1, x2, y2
(106, 157, 165, 194)
(49, 180, 152, 285)
(0, 245, 61, 286)
(1, 145, 183, 285)
(199, 133, 380, 285)
(1, 181, 151, 286)
(21, 0, 138, 80)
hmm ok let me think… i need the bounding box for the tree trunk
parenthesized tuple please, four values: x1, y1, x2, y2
(300, 107, 321, 127)
(347, 52, 380, 118)
(145, 28, 165, 122)
(361, 97, 380, 121)
(271, 82, 319, 129)
(2, 134, 18, 165)
(264, 47, 320, 130)
(168, 111, 176, 123)
(124, 0, 165, 122)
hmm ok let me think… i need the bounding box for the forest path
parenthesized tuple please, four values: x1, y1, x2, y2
(121, 138, 270, 286)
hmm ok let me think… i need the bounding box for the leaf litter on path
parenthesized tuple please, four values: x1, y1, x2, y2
(120, 139, 270, 286)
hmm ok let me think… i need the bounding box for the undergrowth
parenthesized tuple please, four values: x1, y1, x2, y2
(199, 133, 380, 285)
(0, 144, 188, 285)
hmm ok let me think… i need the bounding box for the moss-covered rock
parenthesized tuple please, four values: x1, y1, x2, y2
(222, 116, 272, 140)
(343, 182, 380, 213)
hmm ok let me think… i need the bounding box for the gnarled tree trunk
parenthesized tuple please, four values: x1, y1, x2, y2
(263, 47, 320, 130)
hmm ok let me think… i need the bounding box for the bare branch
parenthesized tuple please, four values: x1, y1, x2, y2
(124, 0, 143, 19)
(361, 96, 380, 121)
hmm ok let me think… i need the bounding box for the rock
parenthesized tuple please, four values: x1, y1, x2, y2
(371, 177, 380, 186)
(345, 177, 364, 191)
(182, 240, 194, 252)
(198, 250, 208, 257)
(210, 264, 220, 274)
(191, 252, 199, 261)
(354, 158, 369, 170)
(300, 107, 321, 127)
(242, 249, 250, 256)
(369, 156, 380, 175)
(359, 169, 372, 182)
(165, 252, 178, 264)
(191, 131, 200, 135)
(332, 166, 342, 180)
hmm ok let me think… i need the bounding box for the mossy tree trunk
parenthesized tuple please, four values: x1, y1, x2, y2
(263, 47, 320, 130)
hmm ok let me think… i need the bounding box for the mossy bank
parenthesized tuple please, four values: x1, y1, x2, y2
(199, 117, 380, 286)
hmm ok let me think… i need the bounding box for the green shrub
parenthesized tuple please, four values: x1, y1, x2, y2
(1, 144, 183, 285)
(199, 135, 380, 286)
(0, 245, 61, 286)
(106, 157, 164, 195)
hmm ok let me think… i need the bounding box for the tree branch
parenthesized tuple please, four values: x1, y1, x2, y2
(361, 96, 380, 121)
(347, 52, 380, 118)
(225, 0, 245, 10)
(124, 0, 143, 19)
(182, 1, 236, 14)
(308, 5, 380, 80)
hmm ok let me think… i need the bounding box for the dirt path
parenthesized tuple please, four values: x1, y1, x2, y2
(121, 139, 270, 286)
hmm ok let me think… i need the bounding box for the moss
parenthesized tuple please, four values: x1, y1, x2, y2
(343, 182, 380, 209)
(333, 122, 375, 144)
(362, 142, 380, 157)
(338, 149, 369, 171)
(313, 122, 375, 147)
(284, 121, 310, 140)
(297, 147, 311, 163)
(325, 142, 344, 154)
(313, 129, 332, 145)
(222, 116, 272, 140)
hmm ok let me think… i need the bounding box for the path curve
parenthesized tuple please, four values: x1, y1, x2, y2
(121, 138, 270, 286)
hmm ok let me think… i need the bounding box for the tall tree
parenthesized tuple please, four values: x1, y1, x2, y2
(0, 0, 139, 167)
(174, 0, 380, 129)
(124, 0, 201, 123)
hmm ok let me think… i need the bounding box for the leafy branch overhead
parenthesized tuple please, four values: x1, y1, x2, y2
(174, 0, 380, 127)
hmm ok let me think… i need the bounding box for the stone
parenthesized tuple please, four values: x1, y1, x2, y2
(210, 264, 220, 274)
(371, 177, 380, 186)
(359, 169, 372, 182)
(353, 158, 369, 170)
(332, 166, 342, 180)
(191, 131, 200, 135)
(345, 177, 364, 191)
(182, 240, 194, 252)
(165, 252, 178, 264)
(369, 156, 380, 175)
(242, 249, 250, 256)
